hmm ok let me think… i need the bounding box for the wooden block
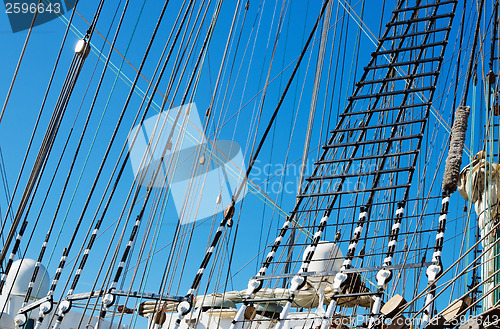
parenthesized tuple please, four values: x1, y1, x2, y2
(381, 294, 406, 319)
(442, 299, 468, 322)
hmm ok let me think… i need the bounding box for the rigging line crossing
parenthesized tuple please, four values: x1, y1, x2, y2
(87, 1, 217, 318)
(0, 0, 43, 124)
(19, 132, 74, 307)
(268, 219, 500, 329)
(367, 4, 457, 323)
(213, 2, 368, 136)
(0, 0, 81, 255)
(284, 0, 407, 215)
(368, 203, 404, 327)
(54, 2, 196, 325)
(321, 1, 343, 150)
(123, 198, 170, 329)
(61, 0, 136, 254)
(108, 188, 166, 329)
(120, 203, 243, 291)
(319, 208, 368, 329)
(100, 115, 190, 326)
(280, 0, 321, 279)
(80, 4, 219, 310)
(3, 126, 80, 320)
(340, 0, 457, 139)
(65, 2, 198, 295)
(237, 0, 277, 170)
(0, 50, 87, 272)
(227, 1, 333, 327)
(42, 1, 207, 326)
(0, 0, 107, 272)
(33, 60, 114, 298)
(9, 129, 81, 318)
(92, 0, 226, 326)
(277, 212, 331, 329)
(46, 0, 176, 327)
(53, 0, 183, 107)
(3, 97, 89, 321)
(72, 2, 203, 318)
(245, 0, 455, 325)
(129, 0, 215, 300)
(17, 3, 133, 327)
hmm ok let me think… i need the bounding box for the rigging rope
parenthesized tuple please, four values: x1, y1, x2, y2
(0, 49, 87, 272)
(45, 0, 181, 327)
(92, 0, 228, 326)
(0, 0, 43, 124)
(65, 1, 195, 327)
(17, 2, 133, 328)
(0, 0, 82, 259)
(227, 1, 333, 326)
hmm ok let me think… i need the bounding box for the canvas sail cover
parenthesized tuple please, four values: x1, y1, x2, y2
(458, 151, 500, 311)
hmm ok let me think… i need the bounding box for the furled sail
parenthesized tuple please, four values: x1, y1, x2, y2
(458, 151, 500, 311)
